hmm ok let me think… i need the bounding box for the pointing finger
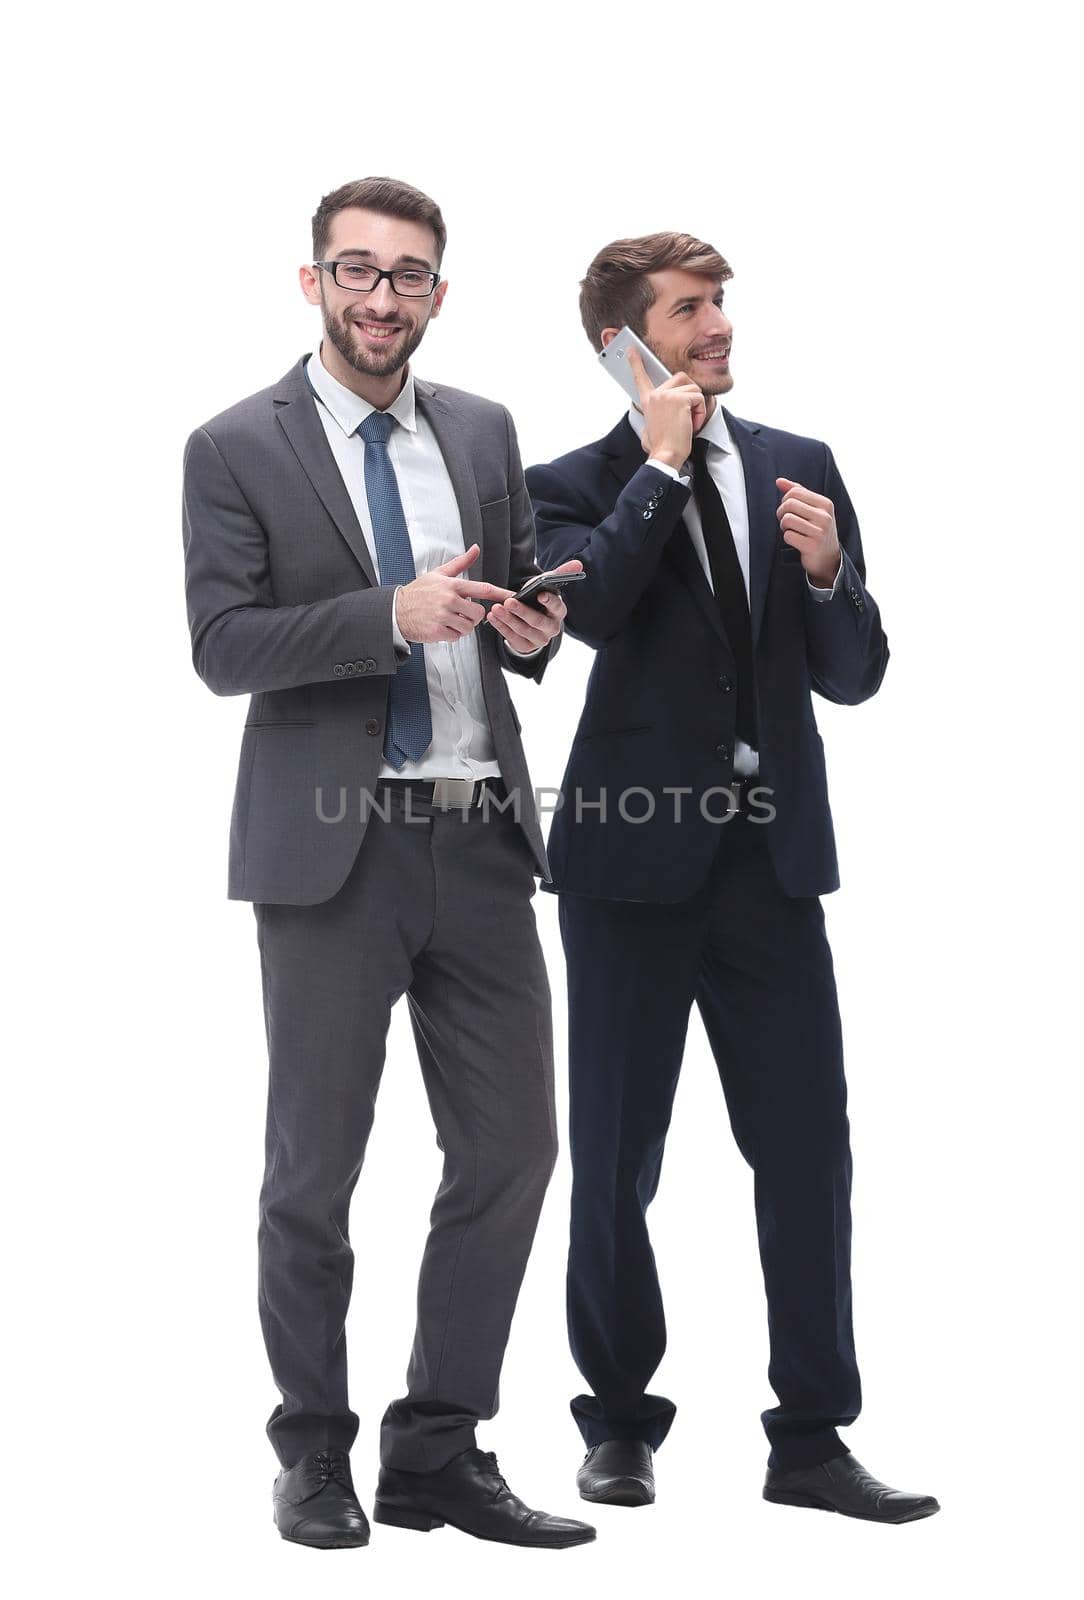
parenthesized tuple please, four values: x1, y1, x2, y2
(437, 543, 481, 576)
(455, 580, 515, 600)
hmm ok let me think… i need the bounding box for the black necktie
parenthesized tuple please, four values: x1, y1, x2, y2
(691, 438, 757, 749)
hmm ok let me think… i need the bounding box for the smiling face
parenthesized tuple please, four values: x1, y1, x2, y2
(300, 206, 447, 386)
(638, 268, 733, 398)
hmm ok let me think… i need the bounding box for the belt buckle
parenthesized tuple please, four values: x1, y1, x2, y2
(431, 777, 476, 810)
(729, 776, 752, 816)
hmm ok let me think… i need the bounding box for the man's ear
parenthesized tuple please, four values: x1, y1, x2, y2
(299, 264, 322, 307)
(430, 279, 449, 318)
(600, 327, 620, 349)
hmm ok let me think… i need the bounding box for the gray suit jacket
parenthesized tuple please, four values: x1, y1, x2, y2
(182, 354, 558, 904)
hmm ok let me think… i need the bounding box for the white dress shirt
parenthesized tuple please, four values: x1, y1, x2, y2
(627, 401, 843, 777)
(306, 343, 502, 779)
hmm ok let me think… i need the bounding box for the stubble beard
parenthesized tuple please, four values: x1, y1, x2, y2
(324, 301, 429, 379)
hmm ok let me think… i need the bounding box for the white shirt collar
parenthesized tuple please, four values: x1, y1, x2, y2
(626, 394, 733, 455)
(305, 341, 418, 435)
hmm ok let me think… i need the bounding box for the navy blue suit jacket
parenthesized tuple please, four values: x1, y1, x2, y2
(525, 411, 889, 902)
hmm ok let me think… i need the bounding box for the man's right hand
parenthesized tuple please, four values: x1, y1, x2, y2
(628, 345, 706, 471)
(395, 544, 514, 644)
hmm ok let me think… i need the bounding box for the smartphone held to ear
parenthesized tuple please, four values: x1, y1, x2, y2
(514, 570, 587, 609)
(598, 326, 672, 403)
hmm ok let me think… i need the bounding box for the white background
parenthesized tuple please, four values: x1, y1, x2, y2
(5, 3, 1080, 1596)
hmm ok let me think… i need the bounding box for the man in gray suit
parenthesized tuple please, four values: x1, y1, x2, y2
(181, 177, 591, 1551)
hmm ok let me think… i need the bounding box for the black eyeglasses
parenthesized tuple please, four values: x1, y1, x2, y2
(314, 261, 440, 298)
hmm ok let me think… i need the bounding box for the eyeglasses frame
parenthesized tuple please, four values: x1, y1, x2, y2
(313, 260, 441, 298)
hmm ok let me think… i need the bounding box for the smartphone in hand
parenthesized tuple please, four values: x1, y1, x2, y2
(515, 570, 587, 609)
(598, 326, 672, 404)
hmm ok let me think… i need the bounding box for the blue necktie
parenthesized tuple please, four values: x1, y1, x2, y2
(357, 410, 433, 768)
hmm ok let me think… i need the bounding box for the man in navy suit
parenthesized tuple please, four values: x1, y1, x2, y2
(525, 232, 938, 1524)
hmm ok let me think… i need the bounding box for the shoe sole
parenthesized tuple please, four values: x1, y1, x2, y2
(373, 1500, 595, 1547)
(278, 1531, 370, 1549)
(578, 1481, 654, 1508)
(763, 1488, 940, 1524)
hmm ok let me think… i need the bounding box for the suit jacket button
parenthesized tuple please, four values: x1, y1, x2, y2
(363, 658, 377, 673)
(365, 718, 381, 736)
(344, 661, 357, 675)
(333, 663, 345, 677)
(717, 675, 733, 692)
(642, 509, 654, 520)
(716, 743, 730, 761)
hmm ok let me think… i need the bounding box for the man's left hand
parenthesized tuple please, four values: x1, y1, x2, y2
(776, 478, 841, 587)
(486, 560, 583, 653)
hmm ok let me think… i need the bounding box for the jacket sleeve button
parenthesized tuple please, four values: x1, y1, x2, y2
(365, 718, 382, 736)
(333, 664, 345, 677)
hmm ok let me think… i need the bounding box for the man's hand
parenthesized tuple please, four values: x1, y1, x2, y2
(775, 478, 842, 587)
(487, 560, 584, 654)
(396, 544, 514, 644)
(628, 345, 706, 469)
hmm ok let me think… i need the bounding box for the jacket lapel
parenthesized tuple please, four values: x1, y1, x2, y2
(272, 357, 379, 587)
(603, 412, 649, 491)
(723, 409, 778, 652)
(414, 382, 487, 576)
(665, 522, 729, 646)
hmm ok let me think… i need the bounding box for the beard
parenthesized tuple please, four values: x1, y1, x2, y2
(668, 348, 732, 397)
(324, 301, 429, 379)
(697, 368, 734, 397)
(683, 343, 734, 397)
(646, 332, 734, 398)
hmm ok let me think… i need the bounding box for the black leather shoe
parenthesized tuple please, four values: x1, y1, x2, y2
(763, 1452, 939, 1524)
(577, 1440, 655, 1506)
(374, 1447, 596, 1547)
(273, 1448, 370, 1548)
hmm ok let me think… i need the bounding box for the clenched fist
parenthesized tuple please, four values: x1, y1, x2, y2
(775, 478, 842, 588)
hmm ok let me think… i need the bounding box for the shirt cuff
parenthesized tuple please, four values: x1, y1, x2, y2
(646, 457, 692, 487)
(806, 552, 844, 601)
(504, 637, 547, 659)
(391, 585, 410, 652)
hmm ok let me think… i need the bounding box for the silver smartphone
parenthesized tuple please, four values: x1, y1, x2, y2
(598, 325, 672, 404)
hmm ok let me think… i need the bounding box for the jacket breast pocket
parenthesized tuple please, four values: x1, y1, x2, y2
(244, 720, 317, 730)
(574, 723, 653, 744)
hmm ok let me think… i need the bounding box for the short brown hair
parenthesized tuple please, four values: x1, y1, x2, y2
(579, 232, 732, 350)
(311, 177, 447, 267)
